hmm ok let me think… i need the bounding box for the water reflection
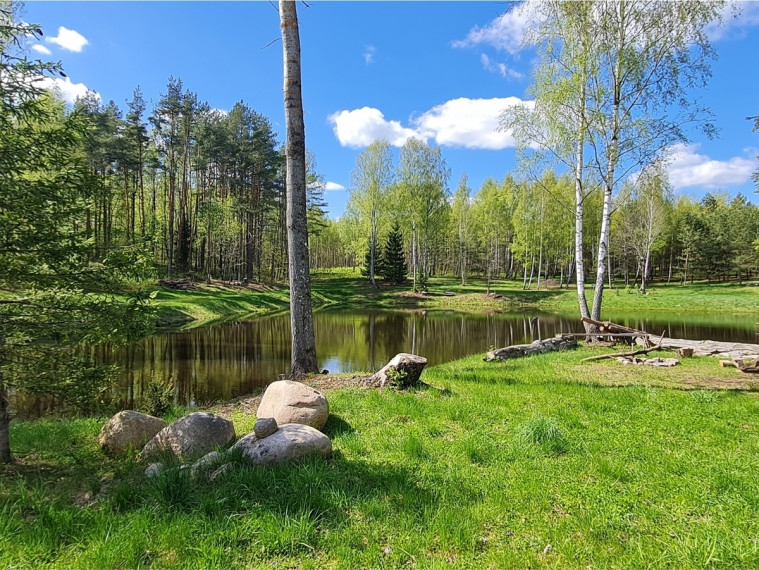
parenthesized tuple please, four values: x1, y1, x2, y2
(95, 308, 756, 410)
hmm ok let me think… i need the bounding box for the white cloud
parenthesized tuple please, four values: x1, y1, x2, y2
(31, 44, 51, 55)
(329, 97, 533, 150)
(480, 53, 523, 80)
(415, 97, 531, 150)
(364, 45, 376, 65)
(666, 143, 758, 190)
(46, 26, 89, 52)
(329, 107, 420, 148)
(707, 1, 759, 41)
(36, 76, 98, 104)
(453, 4, 532, 54)
(308, 181, 345, 192)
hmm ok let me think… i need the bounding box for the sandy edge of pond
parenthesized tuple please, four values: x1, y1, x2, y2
(209, 375, 368, 419)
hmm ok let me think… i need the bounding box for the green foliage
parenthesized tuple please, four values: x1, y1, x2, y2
(142, 377, 175, 417)
(381, 222, 407, 284)
(0, 5, 154, 460)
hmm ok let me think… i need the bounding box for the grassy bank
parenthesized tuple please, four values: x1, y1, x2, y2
(3, 348, 759, 568)
(150, 269, 759, 330)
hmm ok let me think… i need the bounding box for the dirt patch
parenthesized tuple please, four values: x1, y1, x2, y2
(209, 374, 367, 419)
(397, 291, 431, 299)
(481, 292, 503, 300)
(572, 362, 759, 391)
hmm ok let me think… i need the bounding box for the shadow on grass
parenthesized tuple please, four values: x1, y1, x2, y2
(322, 414, 354, 437)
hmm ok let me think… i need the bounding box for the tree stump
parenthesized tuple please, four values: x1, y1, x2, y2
(363, 353, 428, 388)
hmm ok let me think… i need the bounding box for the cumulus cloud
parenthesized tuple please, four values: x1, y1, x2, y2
(480, 53, 524, 80)
(707, 1, 759, 41)
(453, 4, 531, 54)
(363, 45, 376, 65)
(31, 44, 51, 55)
(324, 181, 346, 191)
(46, 26, 89, 52)
(329, 107, 420, 148)
(666, 143, 758, 190)
(36, 76, 98, 104)
(329, 97, 533, 150)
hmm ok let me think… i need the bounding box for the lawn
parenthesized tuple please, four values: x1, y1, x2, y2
(3, 348, 759, 568)
(147, 270, 759, 330)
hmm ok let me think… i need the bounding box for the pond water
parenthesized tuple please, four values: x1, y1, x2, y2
(92, 308, 758, 410)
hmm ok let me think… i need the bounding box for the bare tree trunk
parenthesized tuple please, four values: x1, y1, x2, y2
(280, 0, 318, 378)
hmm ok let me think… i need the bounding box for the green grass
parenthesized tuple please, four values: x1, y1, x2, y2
(148, 270, 759, 330)
(3, 348, 759, 568)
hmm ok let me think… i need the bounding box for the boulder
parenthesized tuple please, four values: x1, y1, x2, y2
(145, 462, 164, 478)
(232, 423, 332, 467)
(257, 381, 329, 431)
(141, 412, 235, 463)
(254, 417, 278, 439)
(190, 451, 223, 478)
(363, 353, 427, 388)
(98, 410, 168, 455)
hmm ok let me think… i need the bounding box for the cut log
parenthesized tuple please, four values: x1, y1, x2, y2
(484, 335, 578, 362)
(676, 348, 694, 358)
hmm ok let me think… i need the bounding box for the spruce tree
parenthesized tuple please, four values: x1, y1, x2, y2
(382, 223, 408, 284)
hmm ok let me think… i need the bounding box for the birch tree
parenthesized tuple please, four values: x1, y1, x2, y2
(348, 140, 393, 288)
(503, 0, 722, 324)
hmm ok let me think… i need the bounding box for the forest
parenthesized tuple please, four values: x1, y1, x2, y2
(23, 80, 759, 293)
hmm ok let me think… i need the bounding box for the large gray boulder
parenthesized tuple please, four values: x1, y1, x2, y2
(232, 423, 332, 466)
(98, 410, 168, 455)
(363, 353, 427, 388)
(141, 412, 235, 463)
(257, 380, 329, 431)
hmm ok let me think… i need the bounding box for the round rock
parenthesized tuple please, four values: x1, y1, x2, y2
(141, 412, 235, 463)
(232, 423, 332, 466)
(98, 410, 168, 455)
(257, 380, 329, 431)
(254, 417, 278, 439)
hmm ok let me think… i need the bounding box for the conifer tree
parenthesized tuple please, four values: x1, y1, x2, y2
(382, 223, 408, 284)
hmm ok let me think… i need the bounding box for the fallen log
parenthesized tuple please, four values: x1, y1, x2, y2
(635, 336, 759, 360)
(158, 278, 197, 291)
(484, 334, 577, 362)
(580, 331, 665, 363)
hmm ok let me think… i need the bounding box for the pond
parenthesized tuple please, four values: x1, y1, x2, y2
(93, 308, 758, 410)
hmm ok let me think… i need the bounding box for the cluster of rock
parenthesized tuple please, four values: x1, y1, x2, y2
(98, 353, 430, 480)
(97, 379, 332, 479)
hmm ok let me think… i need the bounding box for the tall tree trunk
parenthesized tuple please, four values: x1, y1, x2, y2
(280, 0, 318, 378)
(574, 84, 591, 324)
(591, 1, 624, 322)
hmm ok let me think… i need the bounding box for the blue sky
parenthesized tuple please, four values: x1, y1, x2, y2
(23, 1, 759, 218)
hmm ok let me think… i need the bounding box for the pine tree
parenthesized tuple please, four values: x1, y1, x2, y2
(382, 223, 408, 284)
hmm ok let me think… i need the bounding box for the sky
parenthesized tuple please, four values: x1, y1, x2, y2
(22, 1, 759, 218)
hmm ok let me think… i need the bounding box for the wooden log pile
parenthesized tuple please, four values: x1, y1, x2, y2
(484, 335, 578, 362)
